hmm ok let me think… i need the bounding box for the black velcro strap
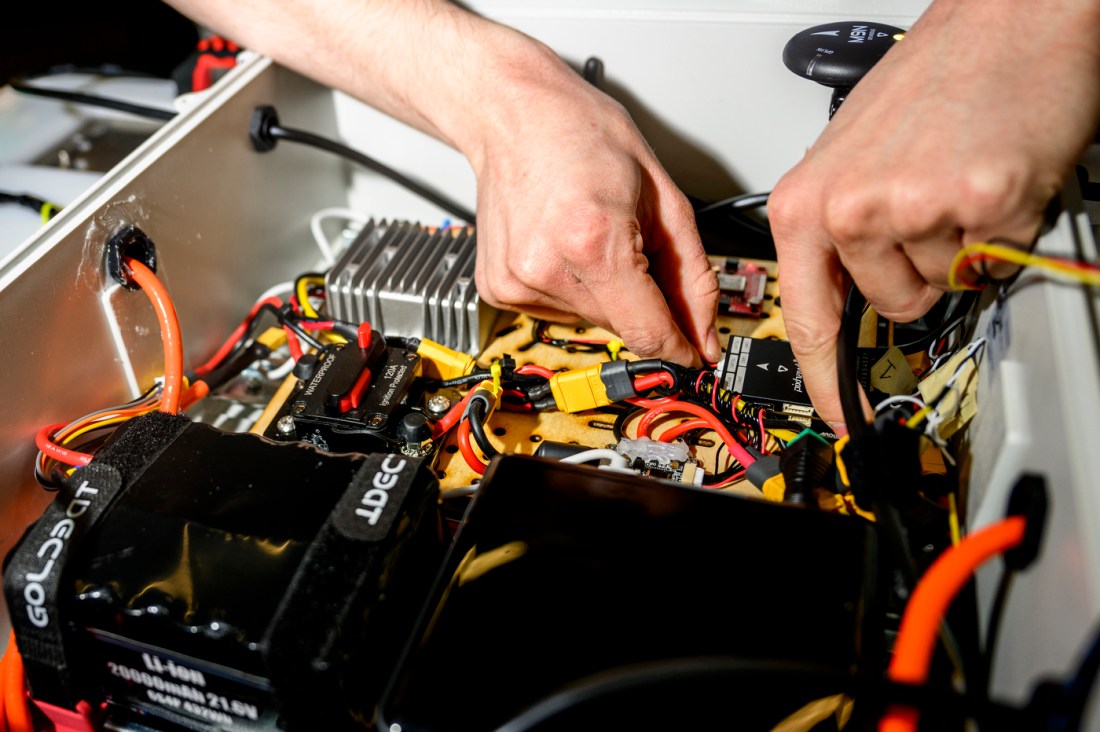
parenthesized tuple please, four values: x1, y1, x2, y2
(3, 462, 123, 706)
(2, 411, 192, 707)
(263, 453, 430, 728)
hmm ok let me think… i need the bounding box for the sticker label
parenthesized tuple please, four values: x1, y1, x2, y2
(94, 636, 276, 730)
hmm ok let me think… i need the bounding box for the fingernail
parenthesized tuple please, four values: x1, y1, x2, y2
(705, 326, 722, 364)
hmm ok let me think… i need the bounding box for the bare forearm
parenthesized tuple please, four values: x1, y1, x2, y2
(164, 0, 566, 160)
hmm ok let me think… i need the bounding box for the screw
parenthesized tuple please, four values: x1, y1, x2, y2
(291, 402, 306, 415)
(367, 413, 386, 428)
(405, 351, 418, 362)
(276, 415, 296, 436)
(426, 395, 451, 416)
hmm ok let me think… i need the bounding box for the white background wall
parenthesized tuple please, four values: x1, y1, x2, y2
(332, 0, 932, 222)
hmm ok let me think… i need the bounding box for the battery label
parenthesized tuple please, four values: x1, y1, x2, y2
(91, 632, 277, 730)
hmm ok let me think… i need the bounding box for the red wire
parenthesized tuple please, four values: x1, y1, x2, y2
(757, 409, 769, 454)
(457, 420, 486, 475)
(656, 419, 709, 443)
(299, 320, 336, 331)
(194, 296, 284, 377)
(633, 372, 675, 392)
(636, 400, 756, 468)
(432, 389, 477, 440)
(125, 258, 184, 414)
(283, 325, 304, 362)
(625, 395, 676, 409)
(3, 631, 31, 732)
(880, 516, 1027, 732)
(516, 364, 556, 380)
(36, 423, 92, 467)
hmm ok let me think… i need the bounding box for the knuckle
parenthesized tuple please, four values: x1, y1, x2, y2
(889, 182, 945, 240)
(765, 178, 807, 235)
(619, 328, 666, 359)
(823, 188, 877, 244)
(784, 316, 838, 362)
(956, 160, 1024, 228)
(557, 214, 613, 265)
(872, 286, 941, 323)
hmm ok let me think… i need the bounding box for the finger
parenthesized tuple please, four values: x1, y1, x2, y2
(580, 228, 702, 366)
(647, 190, 722, 363)
(838, 240, 943, 323)
(901, 236, 967, 289)
(771, 223, 851, 432)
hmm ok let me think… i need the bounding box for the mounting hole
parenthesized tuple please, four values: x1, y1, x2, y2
(105, 225, 157, 291)
(574, 326, 586, 334)
(529, 435, 543, 443)
(493, 427, 506, 437)
(718, 326, 731, 335)
(436, 470, 447, 479)
(445, 445, 458, 454)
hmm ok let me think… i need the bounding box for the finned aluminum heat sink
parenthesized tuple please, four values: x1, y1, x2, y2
(325, 220, 494, 355)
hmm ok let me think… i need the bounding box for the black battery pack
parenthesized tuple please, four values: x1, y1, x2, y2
(3, 411, 444, 731)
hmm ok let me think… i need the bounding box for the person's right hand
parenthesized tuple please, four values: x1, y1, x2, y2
(768, 0, 1100, 431)
(463, 40, 720, 366)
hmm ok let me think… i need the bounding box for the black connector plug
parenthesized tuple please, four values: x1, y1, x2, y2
(780, 431, 835, 506)
(105, 225, 157, 291)
(1004, 473, 1048, 572)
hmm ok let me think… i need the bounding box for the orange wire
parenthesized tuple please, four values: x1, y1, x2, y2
(124, 258, 184, 414)
(3, 631, 31, 732)
(880, 516, 1027, 732)
(0, 646, 7, 732)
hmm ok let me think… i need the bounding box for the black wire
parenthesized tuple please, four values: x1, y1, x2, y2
(696, 191, 771, 215)
(282, 316, 325, 351)
(0, 191, 60, 218)
(267, 124, 476, 223)
(492, 659, 852, 732)
(436, 371, 493, 388)
(837, 285, 867, 439)
(466, 397, 499, 458)
(36, 64, 159, 79)
(10, 79, 176, 121)
(981, 567, 1015, 694)
(531, 320, 615, 355)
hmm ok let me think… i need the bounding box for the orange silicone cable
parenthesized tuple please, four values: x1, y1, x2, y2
(880, 516, 1027, 732)
(125, 258, 184, 414)
(3, 632, 31, 732)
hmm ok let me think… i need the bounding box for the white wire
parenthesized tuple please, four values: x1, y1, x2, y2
(264, 351, 298, 381)
(310, 207, 369, 266)
(874, 394, 926, 414)
(255, 280, 295, 304)
(560, 448, 632, 473)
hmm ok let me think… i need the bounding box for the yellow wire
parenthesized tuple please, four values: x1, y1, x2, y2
(950, 242, 1100, 290)
(490, 359, 502, 389)
(906, 406, 932, 430)
(296, 276, 348, 343)
(296, 276, 324, 319)
(947, 493, 962, 546)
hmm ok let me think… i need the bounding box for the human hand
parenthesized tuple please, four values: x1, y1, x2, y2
(462, 43, 720, 366)
(768, 0, 1100, 431)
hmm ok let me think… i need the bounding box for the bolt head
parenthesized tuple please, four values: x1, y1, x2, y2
(276, 415, 296, 435)
(426, 395, 451, 416)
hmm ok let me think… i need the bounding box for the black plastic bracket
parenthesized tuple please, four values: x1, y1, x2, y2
(249, 105, 280, 152)
(105, 225, 157, 291)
